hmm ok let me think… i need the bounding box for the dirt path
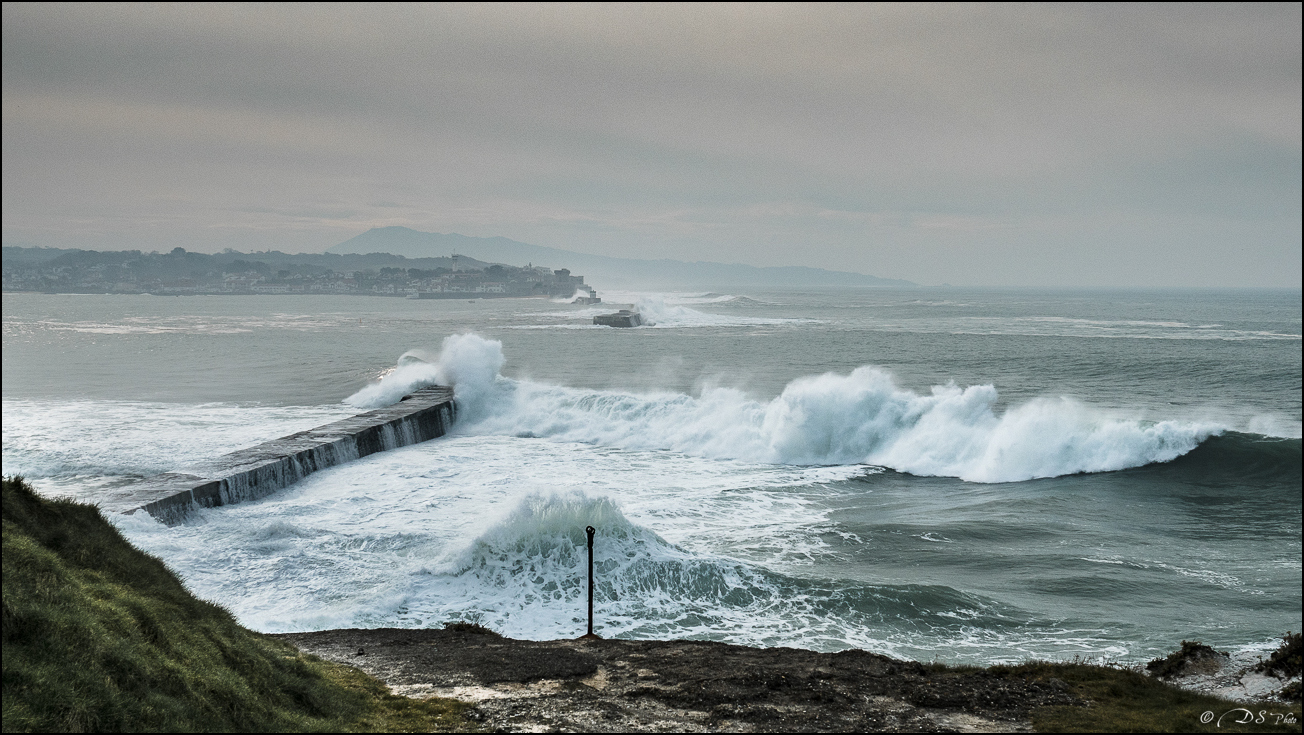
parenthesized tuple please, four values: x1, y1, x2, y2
(276, 628, 1077, 732)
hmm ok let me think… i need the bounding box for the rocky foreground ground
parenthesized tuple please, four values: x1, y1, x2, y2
(276, 627, 1080, 732)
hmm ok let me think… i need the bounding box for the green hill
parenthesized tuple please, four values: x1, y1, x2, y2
(1, 476, 471, 732)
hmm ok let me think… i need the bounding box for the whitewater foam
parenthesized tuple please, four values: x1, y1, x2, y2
(114, 483, 1094, 658)
(1, 399, 356, 498)
(346, 333, 503, 408)
(337, 490, 1041, 654)
(378, 335, 1224, 482)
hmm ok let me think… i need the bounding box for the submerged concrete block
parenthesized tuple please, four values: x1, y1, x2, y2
(111, 386, 456, 525)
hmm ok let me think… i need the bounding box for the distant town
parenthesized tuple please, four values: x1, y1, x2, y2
(0, 246, 598, 300)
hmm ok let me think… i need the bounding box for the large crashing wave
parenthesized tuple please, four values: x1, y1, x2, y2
(346, 333, 504, 408)
(407, 491, 1018, 650)
(348, 334, 1226, 483)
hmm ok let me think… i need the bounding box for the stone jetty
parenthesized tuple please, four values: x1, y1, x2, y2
(109, 386, 456, 525)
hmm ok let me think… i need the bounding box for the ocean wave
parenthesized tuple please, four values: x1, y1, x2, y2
(117, 486, 1110, 659)
(399, 491, 1028, 652)
(1128, 432, 1301, 486)
(347, 334, 1258, 483)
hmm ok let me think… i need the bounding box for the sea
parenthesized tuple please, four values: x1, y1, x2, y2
(3, 287, 1300, 666)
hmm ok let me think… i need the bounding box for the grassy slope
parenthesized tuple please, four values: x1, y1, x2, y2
(1, 477, 473, 733)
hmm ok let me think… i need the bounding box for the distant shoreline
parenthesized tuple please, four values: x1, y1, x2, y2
(2, 244, 599, 299)
(0, 288, 559, 299)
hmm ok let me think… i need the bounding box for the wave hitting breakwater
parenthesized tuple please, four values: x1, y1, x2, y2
(348, 334, 1262, 483)
(110, 386, 455, 523)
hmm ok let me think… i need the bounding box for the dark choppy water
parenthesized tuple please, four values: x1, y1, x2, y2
(3, 287, 1299, 664)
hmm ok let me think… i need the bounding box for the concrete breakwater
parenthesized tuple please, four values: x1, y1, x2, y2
(112, 386, 455, 525)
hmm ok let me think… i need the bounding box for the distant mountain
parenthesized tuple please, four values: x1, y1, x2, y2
(326, 227, 915, 288)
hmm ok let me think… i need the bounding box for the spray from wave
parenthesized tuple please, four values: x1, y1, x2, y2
(346, 333, 503, 408)
(349, 334, 1231, 482)
(628, 295, 812, 328)
(550, 288, 593, 304)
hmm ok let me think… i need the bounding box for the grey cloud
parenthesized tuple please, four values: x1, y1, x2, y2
(2, 3, 1299, 286)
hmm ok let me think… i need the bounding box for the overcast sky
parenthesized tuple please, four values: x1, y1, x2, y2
(3, 3, 1300, 286)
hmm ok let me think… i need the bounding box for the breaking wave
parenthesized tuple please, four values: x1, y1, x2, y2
(345, 333, 502, 409)
(345, 334, 1252, 483)
(1126, 433, 1301, 486)
(406, 491, 1027, 652)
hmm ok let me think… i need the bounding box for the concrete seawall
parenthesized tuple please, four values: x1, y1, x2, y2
(112, 386, 456, 525)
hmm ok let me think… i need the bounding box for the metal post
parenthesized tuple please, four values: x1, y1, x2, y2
(585, 525, 595, 637)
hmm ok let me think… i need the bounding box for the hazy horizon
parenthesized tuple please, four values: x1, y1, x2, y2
(4, 4, 1300, 287)
(10, 227, 1304, 291)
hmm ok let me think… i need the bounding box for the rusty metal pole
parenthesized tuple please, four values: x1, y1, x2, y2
(585, 525, 595, 637)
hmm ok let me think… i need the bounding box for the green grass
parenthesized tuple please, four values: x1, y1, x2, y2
(986, 661, 1302, 733)
(314, 661, 476, 732)
(1, 476, 475, 733)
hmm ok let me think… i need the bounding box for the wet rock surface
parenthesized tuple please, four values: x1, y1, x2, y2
(276, 628, 1077, 732)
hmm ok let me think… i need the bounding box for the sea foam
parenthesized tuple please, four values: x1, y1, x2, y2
(348, 334, 1224, 482)
(394, 490, 1023, 651)
(345, 333, 503, 409)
